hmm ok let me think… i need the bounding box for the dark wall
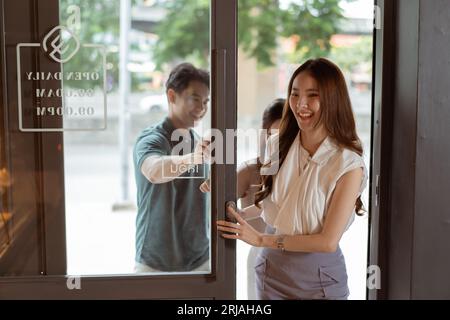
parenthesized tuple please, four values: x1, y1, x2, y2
(413, 0, 450, 299)
(387, 0, 450, 299)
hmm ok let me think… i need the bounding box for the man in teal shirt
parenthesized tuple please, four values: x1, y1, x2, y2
(133, 63, 210, 272)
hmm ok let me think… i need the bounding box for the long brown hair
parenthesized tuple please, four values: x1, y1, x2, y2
(255, 58, 365, 215)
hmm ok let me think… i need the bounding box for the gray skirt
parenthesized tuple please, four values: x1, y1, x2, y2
(255, 245, 349, 300)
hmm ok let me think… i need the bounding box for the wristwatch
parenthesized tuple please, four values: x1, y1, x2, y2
(276, 236, 285, 251)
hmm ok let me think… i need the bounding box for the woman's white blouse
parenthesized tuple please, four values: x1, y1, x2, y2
(261, 133, 368, 236)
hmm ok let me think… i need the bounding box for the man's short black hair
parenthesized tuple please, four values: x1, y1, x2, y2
(165, 63, 210, 94)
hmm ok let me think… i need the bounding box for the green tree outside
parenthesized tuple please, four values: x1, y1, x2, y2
(153, 0, 348, 70)
(59, 0, 359, 91)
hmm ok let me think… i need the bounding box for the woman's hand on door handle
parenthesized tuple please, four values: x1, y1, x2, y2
(217, 203, 263, 247)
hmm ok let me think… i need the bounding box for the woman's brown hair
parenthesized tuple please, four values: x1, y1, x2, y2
(256, 98, 285, 168)
(255, 58, 365, 215)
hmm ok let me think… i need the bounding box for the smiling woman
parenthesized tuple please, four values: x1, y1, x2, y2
(236, 1, 374, 300)
(289, 74, 321, 129)
(226, 58, 368, 300)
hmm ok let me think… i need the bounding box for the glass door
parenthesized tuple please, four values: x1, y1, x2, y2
(235, 0, 375, 300)
(0, 0, 237, 299)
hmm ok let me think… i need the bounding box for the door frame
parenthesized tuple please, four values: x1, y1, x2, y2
(368, 0, 396, 300)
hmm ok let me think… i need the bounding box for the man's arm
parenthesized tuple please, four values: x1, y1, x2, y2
(141, 138, 210, 184)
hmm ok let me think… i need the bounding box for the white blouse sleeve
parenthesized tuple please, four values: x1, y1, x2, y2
(338, 150, 368, 196)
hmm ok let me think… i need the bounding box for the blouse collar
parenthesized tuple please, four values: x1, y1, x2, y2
(299, 135, 339, 165)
